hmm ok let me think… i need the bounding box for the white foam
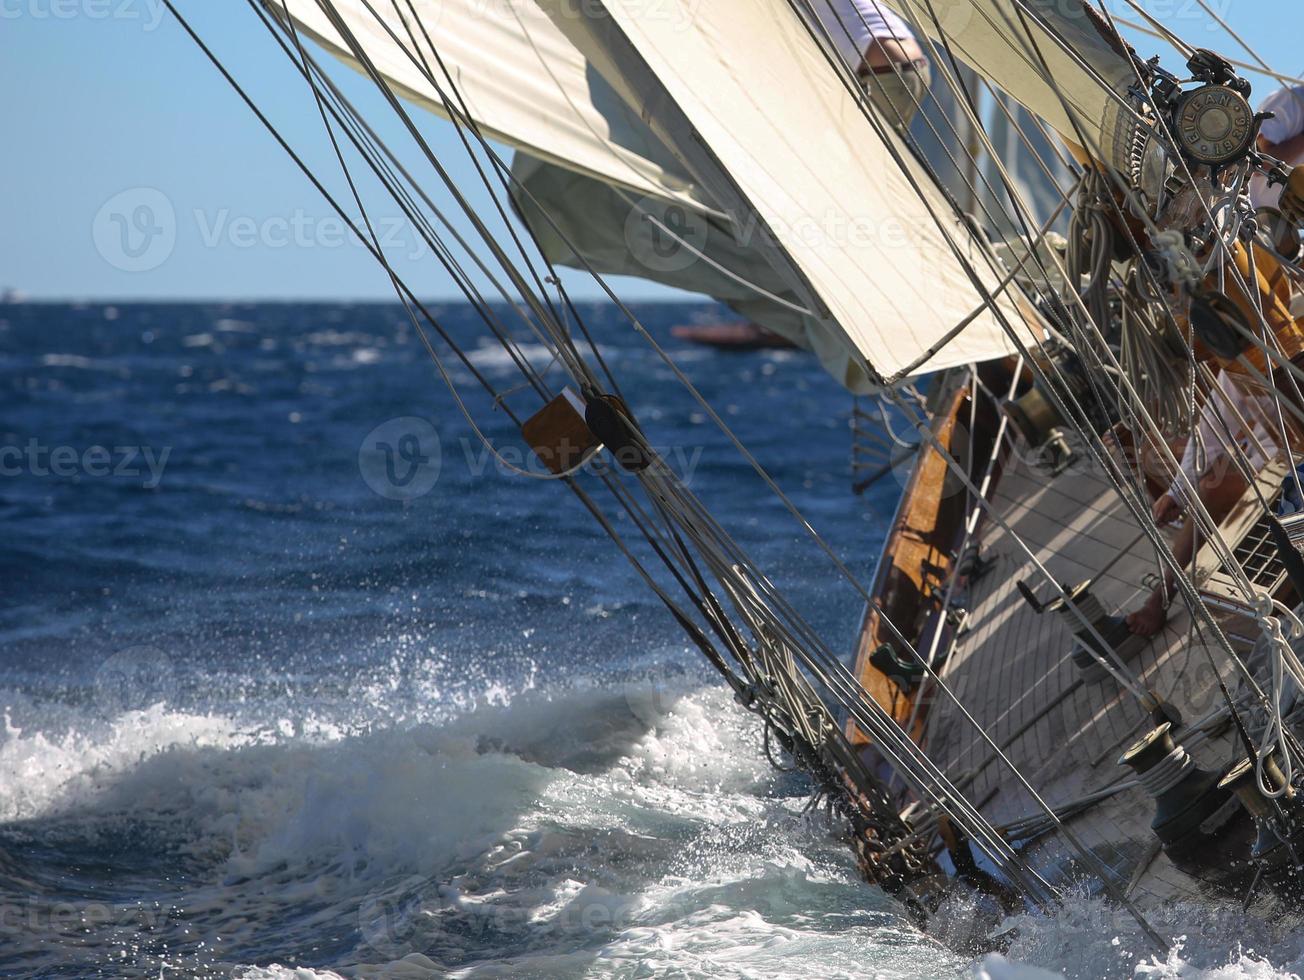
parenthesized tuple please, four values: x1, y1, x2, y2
(5, 677, 1304, 979)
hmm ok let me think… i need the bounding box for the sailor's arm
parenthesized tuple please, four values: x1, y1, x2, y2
(1258, 132, 1304, 168)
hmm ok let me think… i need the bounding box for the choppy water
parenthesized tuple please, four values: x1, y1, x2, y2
(1, 301, 1302, 978)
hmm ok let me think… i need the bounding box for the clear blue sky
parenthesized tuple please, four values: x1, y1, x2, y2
(0, 0, 1296, 300)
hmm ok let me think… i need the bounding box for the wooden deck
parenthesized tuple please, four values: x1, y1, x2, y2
(856, 399, 1295, 908)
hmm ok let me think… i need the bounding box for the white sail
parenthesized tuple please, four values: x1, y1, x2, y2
(880, 0, 1138, 169)
(537, 0, 1040, 381)
(279, 0, 1045, 382)
(272, 0, 705, 207)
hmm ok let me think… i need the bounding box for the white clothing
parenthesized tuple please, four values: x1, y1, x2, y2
(1170, 371, 1281, 505)
(814, 0, 917, 71)
(1249, 84, 1304, 210)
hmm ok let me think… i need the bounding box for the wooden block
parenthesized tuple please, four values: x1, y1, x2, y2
(522, 389, 601, 475)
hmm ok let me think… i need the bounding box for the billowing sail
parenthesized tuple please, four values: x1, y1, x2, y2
(880, 0, 1139, 170)
(535, 0, 1040, 381)
(272, 0, 705, 207)
(278, 0, 1044, 383)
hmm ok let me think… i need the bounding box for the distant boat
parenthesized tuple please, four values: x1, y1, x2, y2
(670, 321, 798, 351)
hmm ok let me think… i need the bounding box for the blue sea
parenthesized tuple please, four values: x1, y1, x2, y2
(1, 301, 1300, 978)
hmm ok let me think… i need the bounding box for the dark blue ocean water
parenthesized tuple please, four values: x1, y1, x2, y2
(0, 301, 924, 978)
(0, 302, 1294, 979)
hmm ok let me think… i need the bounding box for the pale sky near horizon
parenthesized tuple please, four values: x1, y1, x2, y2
(1, 0, 1297, 301)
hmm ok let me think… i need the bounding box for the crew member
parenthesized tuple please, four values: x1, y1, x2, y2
(814, 0, 932, 131)
(1127, 371, 1281, 636)
(1251, 83, 1304, 211)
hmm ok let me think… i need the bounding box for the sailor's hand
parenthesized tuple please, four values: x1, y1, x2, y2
(1152, 492, 1182, 526)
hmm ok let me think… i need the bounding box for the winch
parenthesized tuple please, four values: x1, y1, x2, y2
(1017, 580, 1143, 683)
(1003, 348, 1118, 452)
(1219, 755, 1303, 868)
(1120, 722, 1238, 856)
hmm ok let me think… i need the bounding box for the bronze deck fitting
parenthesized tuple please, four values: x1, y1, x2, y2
(1120, 722, 1237, 855)
(1003, 385, 1062, 450)
(1046, 582, 1142, 682)
(1219, 755, 1300, 865)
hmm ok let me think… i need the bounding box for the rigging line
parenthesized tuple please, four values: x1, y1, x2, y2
(258, 0, 657, 521)
(891, 333, 1283, 718)
(1111, 0, 1193, 58)
(850, 7, 1267, 698)
(969, 5, 1275, 601)
(788, 0, 1087, 364)
(640, 462, 1079, 901)
(296, 0, 978, 625)
(370, 0, 821, 330)
(1188, 0, 1292, 89)
(886, 176, 1261, 677)
(375, 0, 631, 401)
(898, 361, 1026, 753)
(305, 7, 1230, 870)
(975, 72, 1084, 181)
(277, 0, 584, 488)
(844, 0, 1126, 386)
(887, 190, 1077, 379)
(836, 404, 1178, 946)
(277, 1, 811, 726)
(175, 0, 1034, 889)
(249, 4, 559, 396)
(158, 0, 522, 427)
(369, 0, 569, 328)
(802, 0, 1090, 399)
(193, 0, 755, 677)
(264, 47, 564, 413)
(634, 212, 814, 317)
(291, 0, 591, 387)
(862, 0, 1082, 242)
(818, 0, 1127, 413)
(279, 1, 594, 485)
(798, 0, 1081, 298)
(888, 392, 1154, 702)
(1244, 244, 1304, 504)
(801, 16, 1259, 684)
(340, 0, 641, 407)
(646, 495, 1029, 877)
(388, 0, 630, 405)
(293, 40, 562, 362)
(1087, 0, 1304, 374)
(1112, 16, 1304, 89)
